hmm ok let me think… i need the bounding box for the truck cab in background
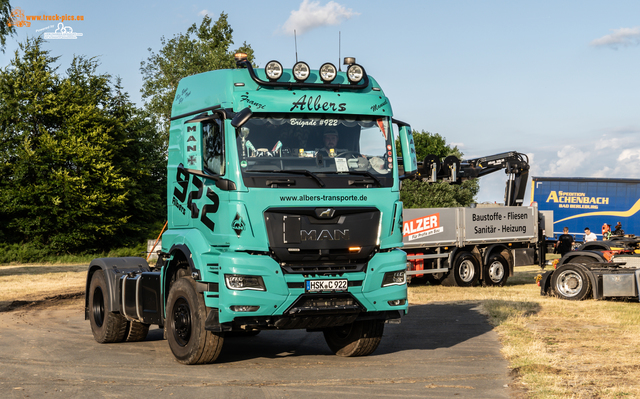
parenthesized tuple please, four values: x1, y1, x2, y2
(84, 54, 417, 364)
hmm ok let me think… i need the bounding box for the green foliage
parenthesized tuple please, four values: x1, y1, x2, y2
(0, 242, 147, 265)
(1, 0, 16, 53)
(0, 37, 166, 253)
(140, 13, 255, 141)
(397, 129, 479, 208)
(401, 179, 479, 208)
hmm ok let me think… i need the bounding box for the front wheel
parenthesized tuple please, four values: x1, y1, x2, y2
(166, 278, 224, 364)
(482, 254, 508, 287)
(442, 252, 480, 287)
(551, 264, 592, 300)
(323, 320, 384, 357)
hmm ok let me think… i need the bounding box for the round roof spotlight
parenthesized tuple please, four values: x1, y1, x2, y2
(347, 64, 364, 84)
(319, 63, 337, 83)
(292, 61, 310, 82)
(265, 60, 283, 81)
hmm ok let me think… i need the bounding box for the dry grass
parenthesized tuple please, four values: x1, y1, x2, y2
(409, 266, 640, 398)
(0, 264, 87, 310)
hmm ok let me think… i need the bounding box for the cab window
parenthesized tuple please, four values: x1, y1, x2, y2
(203, 120, 224, 175)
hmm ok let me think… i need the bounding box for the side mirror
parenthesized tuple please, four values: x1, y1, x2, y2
(397, 123, 417, 175)
(231, 107, 253, 128)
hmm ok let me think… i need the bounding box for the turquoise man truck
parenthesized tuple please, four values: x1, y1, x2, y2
(85, 54, 418, 364)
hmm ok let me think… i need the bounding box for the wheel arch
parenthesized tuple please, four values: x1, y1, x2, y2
(482, 244, 513, 278)
(84, 257, 150, 320)
(558, 250, 607, 267)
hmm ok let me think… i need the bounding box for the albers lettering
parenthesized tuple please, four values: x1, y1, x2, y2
(290, 95, 346, 112)
(300, 229, 350, 241)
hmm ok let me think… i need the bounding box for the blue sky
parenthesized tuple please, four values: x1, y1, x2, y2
(3, 0, 640, 203)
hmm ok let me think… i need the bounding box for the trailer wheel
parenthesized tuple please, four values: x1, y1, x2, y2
(442, 252, 480, 287)
(551, 264, 591, 300)
(323, 319, 384, 357)
(88, 270, 128, 343)
(482, 254, 508, 287)
(125, 321, 150, 342)
(166, 277, 224, 364)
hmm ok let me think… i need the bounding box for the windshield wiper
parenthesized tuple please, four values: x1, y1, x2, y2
(248, 169, 325, 187)
(328, 170, 383, 187)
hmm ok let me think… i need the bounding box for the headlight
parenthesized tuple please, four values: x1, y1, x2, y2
(293, 61, 310, 81)
(381, 270, 406, 287)
(225, 274, 266, 291)
(265, 60, 283, 81)
(347, 64, 364, 84)
(319, 63, 337, 83)
(230, 305, 260, 312)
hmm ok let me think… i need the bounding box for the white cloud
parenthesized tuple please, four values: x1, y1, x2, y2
(617, 148, 640, 162)
(543, 145, 588, 176)
(595, 136, 623, 150)
(198, 9, 210, 17)
(279, 0, 359, 36)
(590, 27, 640, 48)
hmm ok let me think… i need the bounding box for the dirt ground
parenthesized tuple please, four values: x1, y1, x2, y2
(0, 295, 515, 398)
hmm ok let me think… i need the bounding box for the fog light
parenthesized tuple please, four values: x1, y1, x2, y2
(265, 60, 283, 81)
(387, 299, 406, 306)
(347, 64, 364, 84)
(319, 62, 337, 83)
(293, 61, 310, 81)
(382, 270, 406, 287)
(230, 305, 260, 312)
(225, 274, 266, 291)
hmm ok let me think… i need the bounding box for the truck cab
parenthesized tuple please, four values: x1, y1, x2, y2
(85, 54, 417, 364)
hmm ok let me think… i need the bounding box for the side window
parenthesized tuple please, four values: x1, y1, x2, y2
(203, 119, 224, 175)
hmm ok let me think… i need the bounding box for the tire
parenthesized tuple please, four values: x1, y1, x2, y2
(166, 277, 224, 364)
(88, 270, 128, 343)
(125, 321, 150, 342)
(482, 254, 508, 287)
(441, 252, 480, 287)
(551, 264, 592, 300)
(323, 320, 384, 357)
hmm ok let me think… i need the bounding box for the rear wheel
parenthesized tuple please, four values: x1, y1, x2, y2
(323, 320, 384, 357)
(88, 270, 128, 343)
(442, 252, 480, 287)
(482, 254, 508, 287)
(166, 277, 224, 364)
(125, 321, 150, 342)
(552, 264, 592, 300)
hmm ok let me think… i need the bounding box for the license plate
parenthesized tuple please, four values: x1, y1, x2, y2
(305, 279, 348, 292)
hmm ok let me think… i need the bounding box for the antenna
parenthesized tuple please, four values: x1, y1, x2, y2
(294, 30, 298, 62)
(338, 31, 341, 71)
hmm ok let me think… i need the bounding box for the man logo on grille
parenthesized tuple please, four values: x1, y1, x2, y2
(316, 208, 335, 218)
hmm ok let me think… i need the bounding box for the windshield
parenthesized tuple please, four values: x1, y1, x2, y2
(237, 115, 394, 188)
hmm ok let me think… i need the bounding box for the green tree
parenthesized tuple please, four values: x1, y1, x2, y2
(397, 130, 479, 208)
(140, 13, 254, 141)
(1, 0, 16, 53)
(0, 37, 166, 253)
